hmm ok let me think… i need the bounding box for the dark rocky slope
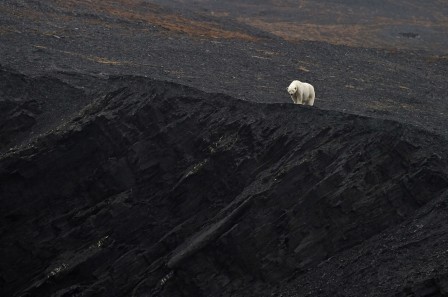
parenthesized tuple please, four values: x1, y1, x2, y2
(2, 0, 448, 139)
(0, 66, 91, 152)
(1, 69, 448, 296)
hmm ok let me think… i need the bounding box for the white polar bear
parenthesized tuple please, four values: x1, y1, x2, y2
(287, 80, 315, 106)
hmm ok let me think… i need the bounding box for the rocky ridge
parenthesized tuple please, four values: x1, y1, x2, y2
(1, 69, 448, 296)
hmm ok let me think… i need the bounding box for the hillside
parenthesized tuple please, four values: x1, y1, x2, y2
(1, 70, 448, 296)
(1, 1, 448, 296)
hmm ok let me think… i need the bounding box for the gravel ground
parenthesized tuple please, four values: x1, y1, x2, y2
(1, 0, 447, 138)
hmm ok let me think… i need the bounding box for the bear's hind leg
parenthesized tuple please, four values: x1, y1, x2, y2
(308, 92, 315, 106)
(308, 96, 315, 106)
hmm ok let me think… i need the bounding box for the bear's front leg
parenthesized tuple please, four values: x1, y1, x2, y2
(290, 94, 296, 104)
(296, 92, 303, 104)
(291, 93, 299, 104)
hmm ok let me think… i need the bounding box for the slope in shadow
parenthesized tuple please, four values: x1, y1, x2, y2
(0, 71, 448, 296)
(0, 66, 90, 152)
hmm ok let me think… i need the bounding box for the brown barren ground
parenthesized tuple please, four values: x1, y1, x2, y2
(152, 0, 448, 52)
(1, 0, 258, 41)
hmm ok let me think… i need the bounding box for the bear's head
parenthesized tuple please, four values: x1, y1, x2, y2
(287, 85, 297, 95)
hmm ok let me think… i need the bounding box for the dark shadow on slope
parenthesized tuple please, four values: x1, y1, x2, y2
(0, 66, 91, 152)
(0, 70, 448, 297)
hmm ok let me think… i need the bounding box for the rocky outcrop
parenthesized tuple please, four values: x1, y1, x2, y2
(1, 71, 448, 297)
(0, 67, 41, 150)
(0, 66, 90, 152)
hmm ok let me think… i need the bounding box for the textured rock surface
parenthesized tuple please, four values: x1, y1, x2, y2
(0, 67, 90, 152)
(1, 0, 448, 296)
(1, 0, 448, 138)
(1, 69, 448, 296)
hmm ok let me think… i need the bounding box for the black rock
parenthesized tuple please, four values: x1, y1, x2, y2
(1, 69, 448, 297)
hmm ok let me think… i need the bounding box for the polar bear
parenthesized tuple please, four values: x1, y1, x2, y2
(287, 80, 315, 106)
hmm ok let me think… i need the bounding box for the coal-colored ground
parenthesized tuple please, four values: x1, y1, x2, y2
(1, 70, 448, 297)
(1, 0, 448, 137)
(1, 0, 448, 296)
